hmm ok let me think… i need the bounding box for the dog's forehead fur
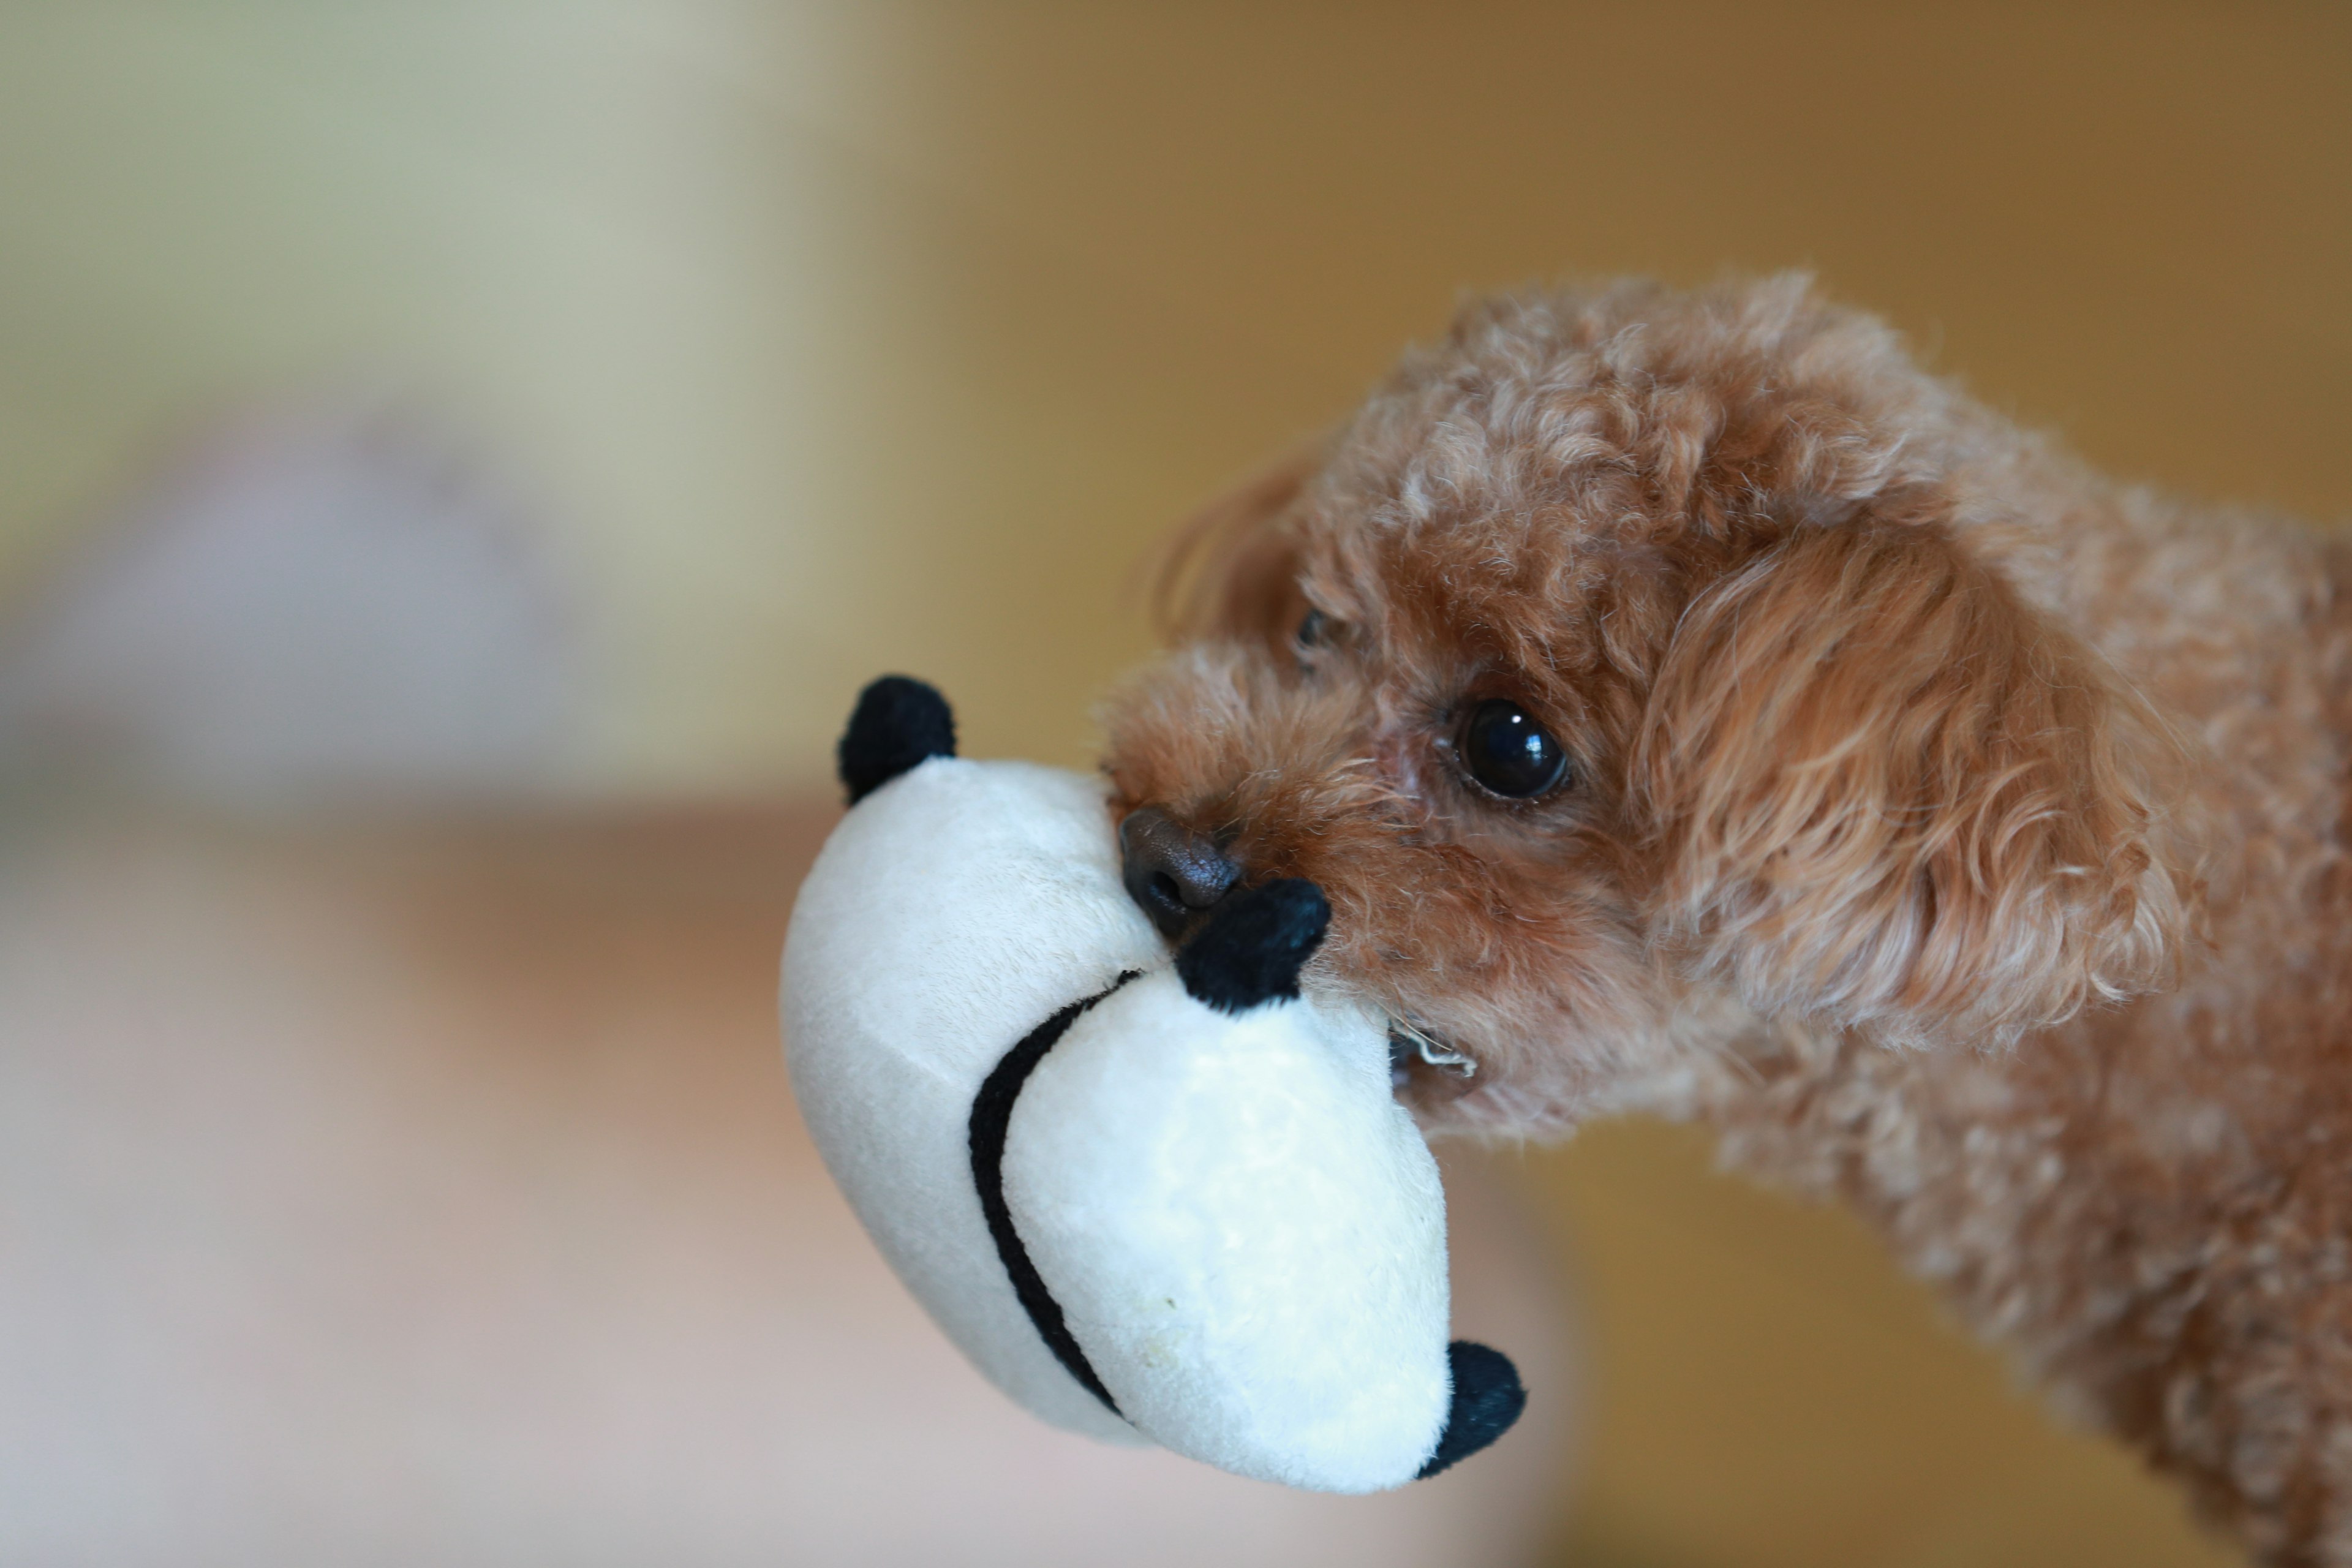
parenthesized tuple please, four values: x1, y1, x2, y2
(1288, 278, 2027, 729)
(1306, 278, 1953, 570)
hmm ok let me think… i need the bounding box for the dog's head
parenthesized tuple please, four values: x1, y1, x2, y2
(1101, 276, 2203, 1135)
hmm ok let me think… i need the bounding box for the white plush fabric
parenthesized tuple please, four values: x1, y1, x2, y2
(782, 756, 1454, 1491)
(782, 758, 1154, 1443)
(1010, 973, 1449, 1491)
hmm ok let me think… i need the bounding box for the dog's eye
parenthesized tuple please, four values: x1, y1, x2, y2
(1296, 609, 1331, 649)
(1459, 699, 1568, 799)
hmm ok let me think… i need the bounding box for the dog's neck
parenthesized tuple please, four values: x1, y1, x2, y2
(1585, 505, 2352, 1558)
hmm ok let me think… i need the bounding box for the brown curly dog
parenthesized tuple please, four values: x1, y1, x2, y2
(1101, 274, 2351, 1564)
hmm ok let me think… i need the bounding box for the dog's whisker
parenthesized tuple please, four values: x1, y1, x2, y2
(1387, 1016, 1477, 1083)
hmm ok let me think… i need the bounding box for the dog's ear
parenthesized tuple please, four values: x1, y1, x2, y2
(1633, 514, 2202, 1047)
(1147, 439, 1325, 650)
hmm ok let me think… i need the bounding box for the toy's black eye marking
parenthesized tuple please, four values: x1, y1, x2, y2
(1458, 699, 1569, 799)
(1296, 608, 1331, 649)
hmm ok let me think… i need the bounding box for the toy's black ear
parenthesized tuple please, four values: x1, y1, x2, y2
(839, 676, 956, 804)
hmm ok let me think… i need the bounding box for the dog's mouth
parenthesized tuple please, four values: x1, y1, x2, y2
(1387, 1018, 1477, 1092)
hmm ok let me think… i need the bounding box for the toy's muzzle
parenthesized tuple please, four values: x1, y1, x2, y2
(780, 677, 1526, 1492)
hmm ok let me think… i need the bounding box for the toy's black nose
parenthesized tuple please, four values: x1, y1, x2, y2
(1174, 878, 1329, 1013)
(1119, 807, 1240, 940)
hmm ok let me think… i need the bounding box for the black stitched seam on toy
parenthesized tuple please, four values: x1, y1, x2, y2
(968, 970, 1142, 1419)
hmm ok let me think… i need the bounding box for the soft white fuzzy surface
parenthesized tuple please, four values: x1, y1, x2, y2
(782, 755, 1455, 1490)
(1011, 972, 1449, 1491)
(782, 758, 1155, 1442)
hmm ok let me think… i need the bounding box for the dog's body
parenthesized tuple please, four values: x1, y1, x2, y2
(1102, 276, 2352, 1562)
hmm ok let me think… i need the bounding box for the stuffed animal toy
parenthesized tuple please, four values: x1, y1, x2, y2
(781, 676, 1525, 1493)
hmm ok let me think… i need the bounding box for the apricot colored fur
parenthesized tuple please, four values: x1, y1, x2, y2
(1101, 276, 2352, 1562)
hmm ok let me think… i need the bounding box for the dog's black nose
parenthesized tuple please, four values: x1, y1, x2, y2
(1119, 807, 1240, 940)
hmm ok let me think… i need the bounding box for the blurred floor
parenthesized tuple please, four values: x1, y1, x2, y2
(1526, 1130, 2238, 1567)
(0, 789, 2239, 1567)
(0, 804, 1570, 1566)
(0, 5, 2342, 1564)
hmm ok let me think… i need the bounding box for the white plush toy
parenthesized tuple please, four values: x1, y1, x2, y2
(781, 677, 1525, 1493)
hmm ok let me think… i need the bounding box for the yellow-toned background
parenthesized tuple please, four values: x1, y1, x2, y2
(4, 6, 2346, 1564)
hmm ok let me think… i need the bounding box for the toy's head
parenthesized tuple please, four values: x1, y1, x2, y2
(782, 677, 1523, 1493)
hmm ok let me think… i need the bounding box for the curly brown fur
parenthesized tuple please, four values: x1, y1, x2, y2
(1101, 275, 2352, 1562)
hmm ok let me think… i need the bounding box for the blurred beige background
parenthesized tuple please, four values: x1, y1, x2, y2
(2, 4, 2347, 1565)
(4, 3, 2343, 791)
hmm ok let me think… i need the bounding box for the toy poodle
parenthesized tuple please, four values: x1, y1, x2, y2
(1101, 274, 2350, 1564)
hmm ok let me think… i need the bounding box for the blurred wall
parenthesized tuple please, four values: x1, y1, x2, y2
(0, 2, 2342, 793)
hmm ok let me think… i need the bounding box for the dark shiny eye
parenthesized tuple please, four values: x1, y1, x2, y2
(1296, 608, 1331, 648)
(1459, 699, 1567, 799)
